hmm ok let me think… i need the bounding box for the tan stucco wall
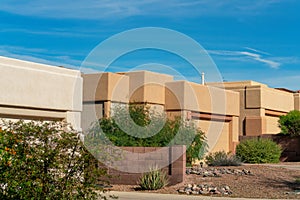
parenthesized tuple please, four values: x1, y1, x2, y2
(208, 81, 298, 136)
(83, 71, 240, 153)
(261, 87, 294, 112)
(265, 115, 281, 134)
(294, 93, 300, 110)
(83, 72, 129, 103)
(121, 71, 173, 105)
(165, 81, 239, 116)
(194, 119, 230, 153)
(0, 56, 82, 130)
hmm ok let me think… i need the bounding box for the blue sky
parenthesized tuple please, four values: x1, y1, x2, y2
(0, 0, 299, 90)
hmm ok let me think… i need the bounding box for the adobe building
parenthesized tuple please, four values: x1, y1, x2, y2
(0, 56, 82, 130)
(82, 71, 240, 153)
(208, 81, 300, 136)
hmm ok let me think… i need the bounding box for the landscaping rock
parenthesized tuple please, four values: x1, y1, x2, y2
(186, 167, 254, 177)
(177, 183, 232, 196)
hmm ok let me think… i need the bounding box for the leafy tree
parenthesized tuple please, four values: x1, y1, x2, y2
(92, 103, 207, 165)
(0, 120, 112, 200)
(278, 110, 300, 136)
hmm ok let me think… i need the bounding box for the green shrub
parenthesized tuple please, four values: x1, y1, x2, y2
(0, 120, 110, 200)
(138, 166, 169, 190)
(236, 138, 282, 163)
(205, 151, 241, 166)
(278, 110, 300, 136)
(91, 103, 207, 165)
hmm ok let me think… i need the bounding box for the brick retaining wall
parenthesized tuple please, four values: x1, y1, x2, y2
(101, 145, 186, 185)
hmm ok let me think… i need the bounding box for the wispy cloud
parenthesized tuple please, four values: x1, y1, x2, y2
(239, 51, 280, 69)
(0, 45, 82, 69)
(208, 47, 287, 69)
(243, 47, 271, 55)
(0, 28, 101, 38)
(0, 0, 292, 19)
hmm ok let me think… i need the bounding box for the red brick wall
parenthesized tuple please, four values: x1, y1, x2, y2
(102, 145, 186, 185)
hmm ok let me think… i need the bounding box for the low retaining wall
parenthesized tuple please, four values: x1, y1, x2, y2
(102, 145, 186, 185)
(239, 135, 300, 162)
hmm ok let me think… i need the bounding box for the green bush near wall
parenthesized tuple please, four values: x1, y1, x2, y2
(0, 120, 109, 200)
(90, 103, 207, 165)
(236, 138, 282, 163)
(278, 110, 300, 136)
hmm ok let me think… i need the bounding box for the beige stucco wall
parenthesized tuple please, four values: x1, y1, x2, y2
(194, 119, 229, 153)
(165, 81, 239, 116)
(208, 81, 298, 136)
(83, 71, 240, 153)
(0, 56, 82, 130)
(295, 93, 300, 110)
(83, 72, 129, 103)
(121, 71, 173, 105)
(265, 115, 281, 134)
(261, 86, 294, 112)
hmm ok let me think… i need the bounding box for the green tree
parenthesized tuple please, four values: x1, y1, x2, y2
(278, 110, 300, 136)
(0, 120, 111, 200)
(91, 103, 207, 165)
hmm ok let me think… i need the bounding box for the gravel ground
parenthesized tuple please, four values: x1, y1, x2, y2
(111, 163, 300, 199)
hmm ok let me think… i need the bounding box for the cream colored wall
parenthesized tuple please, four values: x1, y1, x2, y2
(294, 93, 300, 110)
(0, 56, 82, 112)
(82, 71, 242, 154)
(261, 87, 294, 112)
(265, 115, 281, 134)
(0, 56, 82, 130)
(195, 119, 230, 152)
(82, 103, 103, 131)
(245, 85, 294, 112)
(231, 116, 239, 144)
(165, 81, 239, 116)
(209, 81, 298, 136)
(123, 71, 173, 105)
(83, 72, 129, 103)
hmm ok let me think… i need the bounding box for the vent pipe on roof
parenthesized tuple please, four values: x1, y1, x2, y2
(201, 72, 205, 85)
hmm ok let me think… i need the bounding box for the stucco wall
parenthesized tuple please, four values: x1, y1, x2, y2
(165, 81, 239, 116)
(294, 93, 300, 110)
(121, 71, 173, 105)
(0, 56, 82, 130)
(83, 72, 129, 103)
(208, 81, 298, 136)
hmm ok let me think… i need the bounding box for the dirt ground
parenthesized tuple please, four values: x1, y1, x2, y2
(111, 163, 300, 199)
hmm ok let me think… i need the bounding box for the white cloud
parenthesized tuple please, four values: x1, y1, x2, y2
(240, 51, 280, 69)
(0, 0, 291, 19)
(0, 46, 83, 69)
(243, 47, 271, 55)
(208, 48, 283, 69)
(0, 28, 100, 38)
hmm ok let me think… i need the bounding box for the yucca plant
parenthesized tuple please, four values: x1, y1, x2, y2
(138, 166, 169, 190)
